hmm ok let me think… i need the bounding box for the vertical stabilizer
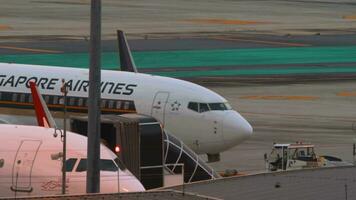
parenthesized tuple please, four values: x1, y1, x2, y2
(29, 81, 57, 128)
(117, 30, 138, 72)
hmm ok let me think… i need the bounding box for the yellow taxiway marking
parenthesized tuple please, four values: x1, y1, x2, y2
(211, 36, 311, 47)
(240, 95, 319, 100)
(0, 24, 11, 30)
(343, 15, 356, 20)
(0, 45, 62, 53)
(183, 19, 270, 25)
(337, 92, 356, 97)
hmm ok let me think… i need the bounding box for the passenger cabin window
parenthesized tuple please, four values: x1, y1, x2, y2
(101, 100, 107, 108)
(12, 93, 18, 102)
(44, 96, 50, 104)
(78, 98, 84, 106)
(76, 159, 118, 172)
(116, 101, 122, 109)
(53, 96, 59, 104)
(124, 102, 130, 110)
(0, 158, 4, 168)
(108, 100, 114, 109)
(69, 97, 75, 106)
(20, 94, 26, 103)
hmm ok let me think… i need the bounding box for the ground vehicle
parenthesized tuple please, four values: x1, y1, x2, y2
(266, 142, 351, 171)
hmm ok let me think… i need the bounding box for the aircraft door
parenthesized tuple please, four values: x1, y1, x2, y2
(11, 140, 42, 193)
(151, 92, 170, 126)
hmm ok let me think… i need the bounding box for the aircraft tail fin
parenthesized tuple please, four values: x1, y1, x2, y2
(117, 30, 138, 72)
(29, 81, 57, 128)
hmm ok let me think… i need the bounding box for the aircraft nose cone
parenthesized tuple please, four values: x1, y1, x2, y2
(223, 111, 253, 147)
(119, 171, 146, 192)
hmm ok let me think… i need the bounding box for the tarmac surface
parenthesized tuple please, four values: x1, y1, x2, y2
(169, 166, 356, 200)
(1, 34, 356, 79)
(1, 0, 356, 37)
(208, 80, 356, 173)
(0, 0, 356, 177)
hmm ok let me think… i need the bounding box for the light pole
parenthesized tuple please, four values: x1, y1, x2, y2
(352, 122, 356, 165)
(61, 79, 68, 194)
(87, 0, 102, 193)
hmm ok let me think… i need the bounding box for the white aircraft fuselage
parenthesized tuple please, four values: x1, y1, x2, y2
(0, 124, 145, 197)
(0, 63, 252, 155)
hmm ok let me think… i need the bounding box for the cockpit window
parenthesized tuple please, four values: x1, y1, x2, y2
(199, 103, 209, 113)
(209, 103, 226, 110)
(188, 102, 232, 113)
(224, 102, 232, 110)
(65, 158, 77, 172)
(76, 159, 118, 172)
(100, 159, 118, 172)
(208, 103, 232, 111)
(114, 157, 126, 171)
(188, 102, 199, 112)
(76, 159, 86, 172)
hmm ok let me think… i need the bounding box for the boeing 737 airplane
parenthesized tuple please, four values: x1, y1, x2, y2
(0, 31, 252, 161)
